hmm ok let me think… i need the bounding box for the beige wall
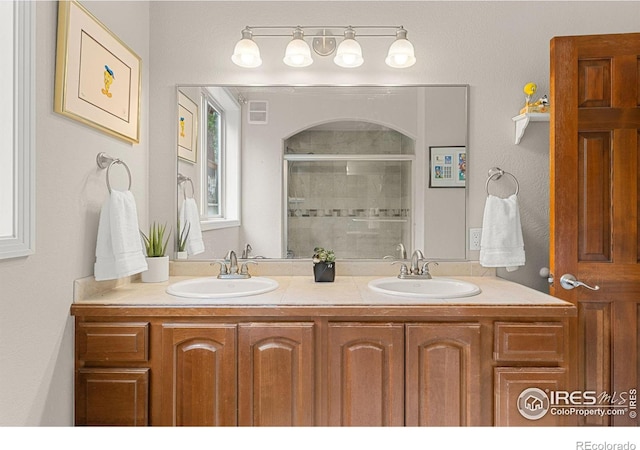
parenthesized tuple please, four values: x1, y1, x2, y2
(149, 0, 640, 294)
(0, 1, 150, 425)
(1, 1, 638, 426)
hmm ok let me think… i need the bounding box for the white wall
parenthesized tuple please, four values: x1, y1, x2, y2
(0, 1, 150, 426)
(149, 1, 640, 293)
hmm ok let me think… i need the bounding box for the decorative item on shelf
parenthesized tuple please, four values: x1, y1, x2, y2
(140, 222, 171, 282)
(519, 82, 550, 114)
(176, 219, 190, 260)
(312, 247, 336, 282)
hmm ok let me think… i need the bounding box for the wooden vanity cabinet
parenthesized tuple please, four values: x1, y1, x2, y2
(327, 323, 405, 426)
(72, 304, 574, 427)
(74, 322, 150, 426)
(493, 321, 571, 426)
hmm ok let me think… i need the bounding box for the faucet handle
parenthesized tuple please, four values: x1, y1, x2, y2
(240, 260, 257, 275)
(391, 260, 409, 276)
(211, 261, 228, 275)
(421, 261, 438, 278)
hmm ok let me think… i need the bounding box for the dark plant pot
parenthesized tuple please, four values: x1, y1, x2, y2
(313, 262, 335, 282)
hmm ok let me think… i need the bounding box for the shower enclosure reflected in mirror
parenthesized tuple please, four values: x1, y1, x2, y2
(176, 85, 468, 261)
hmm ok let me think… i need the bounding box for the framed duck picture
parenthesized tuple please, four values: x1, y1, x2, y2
(177, 91, 198, 163)
(54, 0, 141, 144)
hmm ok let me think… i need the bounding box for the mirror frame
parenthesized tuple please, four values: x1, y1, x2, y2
(0, 1, 35, 260)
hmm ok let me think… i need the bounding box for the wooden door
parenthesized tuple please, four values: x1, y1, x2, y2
(327, 323, 404, 426)
(238, 322, 315, 426)
(161, 324, 237, 426)
(550, 32, 640, 426)
(405, 323, 482, 426)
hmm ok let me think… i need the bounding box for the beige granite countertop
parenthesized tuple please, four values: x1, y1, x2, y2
(73, 260, 572, 308)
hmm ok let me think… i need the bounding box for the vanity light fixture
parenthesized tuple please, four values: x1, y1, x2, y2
(334, 27, 364, 68)
(385, 27, 416, 68)
(231, 25, 416, 69)
(231, 27, 263, 68)
(283, 27, 313, 67)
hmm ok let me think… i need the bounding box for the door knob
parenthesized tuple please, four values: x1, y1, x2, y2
(559, 274, 600, 291)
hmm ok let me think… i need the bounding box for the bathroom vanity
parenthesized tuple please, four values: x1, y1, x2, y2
(71, 265, 576, 427)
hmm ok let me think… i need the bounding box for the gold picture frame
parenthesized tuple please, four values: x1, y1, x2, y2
(177, 91, 198, 163)
(54, 0, 141, 144)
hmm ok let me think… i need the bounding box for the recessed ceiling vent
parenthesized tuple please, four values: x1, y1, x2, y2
(248, 100, 268, 124)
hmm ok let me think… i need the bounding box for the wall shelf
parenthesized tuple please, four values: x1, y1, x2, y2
(512, 112, 549, 144)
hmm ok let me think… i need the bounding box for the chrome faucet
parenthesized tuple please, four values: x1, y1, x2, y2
(225, 250, 239, 274)
(242, 243, 252, 259)
(388, 249, 438, 279)
(211, 250, 257, 279)
(396, 243, 407, 260)
(410, 249, 425, 274)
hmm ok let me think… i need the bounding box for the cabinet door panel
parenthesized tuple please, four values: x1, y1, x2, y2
(161, 324, 237, 426)
(328, 323, 404, 426)
(494, 367, 568, 426)
(238, 322, 315, 426)
(76, 368, 149, 426)
(406, 323, 482, 426)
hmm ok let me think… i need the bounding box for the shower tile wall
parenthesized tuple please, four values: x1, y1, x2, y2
(286, 127, 413, 259)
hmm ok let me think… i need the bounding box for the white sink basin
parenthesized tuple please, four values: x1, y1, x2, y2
(367, 277, 481, 299)
(166, 277, 279, 299)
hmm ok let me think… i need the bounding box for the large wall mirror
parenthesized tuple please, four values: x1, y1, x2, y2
(175, 85, 468, 261)
(0, 1, 35, 260)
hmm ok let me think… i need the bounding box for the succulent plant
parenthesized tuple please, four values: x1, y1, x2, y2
(141, 222, 171, 257)
(312, 247, 335, 263)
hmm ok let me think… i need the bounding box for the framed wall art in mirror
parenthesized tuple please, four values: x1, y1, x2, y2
(177, 91, 198, 163)
(429, 146, 466, 188)
(54, 0, 141, 144)
(0, 0, 35, 260)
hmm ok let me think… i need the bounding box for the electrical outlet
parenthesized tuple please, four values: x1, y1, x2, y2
(469, 228, 482, 251)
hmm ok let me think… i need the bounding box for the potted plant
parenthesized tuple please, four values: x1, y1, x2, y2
(140, 222, 171, 282)
(176, 219, 190, 260)
(312, 247, 336, 282)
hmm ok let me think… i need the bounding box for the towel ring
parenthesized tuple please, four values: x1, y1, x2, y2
(485, 167, 519, 197)
(178, 173, 195, 200)
(96, 152, 132, 193)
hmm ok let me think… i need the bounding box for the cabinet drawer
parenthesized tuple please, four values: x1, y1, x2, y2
(77, 322, 149, 362)
(494, 322, 564, 363)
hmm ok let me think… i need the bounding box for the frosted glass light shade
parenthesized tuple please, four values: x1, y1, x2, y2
(385, 29, 416, 68)
(283, 35, 313, 67)
(334, 36, 363, 68)
(231, 32, 262, 68)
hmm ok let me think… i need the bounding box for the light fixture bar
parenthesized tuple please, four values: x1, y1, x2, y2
(243, 25, 406, 38)
(232, 25, 416, 69)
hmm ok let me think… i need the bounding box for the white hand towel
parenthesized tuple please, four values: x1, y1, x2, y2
(479, 194, 525, 272)
(94, 190, 148, 281)
(179, 197, 205, 256)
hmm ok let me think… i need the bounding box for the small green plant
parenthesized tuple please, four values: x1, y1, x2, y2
(312, 247, 335, 264)
(141, 222, 171, 257)
(177, 219, 191, 253)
